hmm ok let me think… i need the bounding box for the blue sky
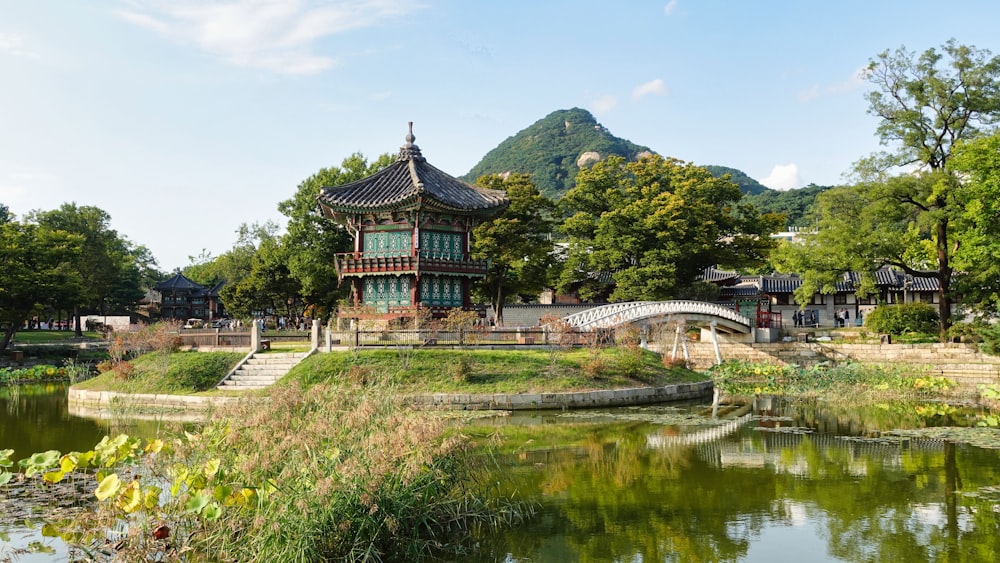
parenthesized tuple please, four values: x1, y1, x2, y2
(2, 1, 1000, 273)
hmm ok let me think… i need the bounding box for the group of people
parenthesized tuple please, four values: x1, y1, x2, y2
(791, 309, 817, 327)
(834, 308, 852, 328)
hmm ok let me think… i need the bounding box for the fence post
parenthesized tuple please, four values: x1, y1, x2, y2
(250, 321, 260, 352)
(459, 328, 464, 347)
(311, 319, 321, 349)
(353, 326, 360, 348)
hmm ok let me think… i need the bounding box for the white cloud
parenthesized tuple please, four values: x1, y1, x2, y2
(115, 0, 421, 75)
(798, 66, 866, 102)
(589, 94, 618, 115)
(0, 32, 40, 59)
(664, 0, 678, 16)
(632, 78, 669, 101)
(761, 164, 801, 191)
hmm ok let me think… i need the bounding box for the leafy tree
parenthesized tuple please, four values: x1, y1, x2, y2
(741, 183, 831, 228)
(277, 152, 393, 319)
(950, 132, 1000, 314)
(31, 204, 149, 335)
(182, 249, 226, 286)
(215, 222, 289, 319)
(470, 173, 556, 325)
(557, 155, 782, 302)
(778, 41, 1000, 339)
(0, 221, 83, 353)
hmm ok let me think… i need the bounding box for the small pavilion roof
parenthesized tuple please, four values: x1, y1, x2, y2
(318, 124, 509, 217)
(154, 273, 204, 292)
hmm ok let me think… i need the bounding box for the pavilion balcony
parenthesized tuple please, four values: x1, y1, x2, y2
(334, 252, 489, 279)
(337, 303, 486, 320)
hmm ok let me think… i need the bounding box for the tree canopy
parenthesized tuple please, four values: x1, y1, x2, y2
(30, 203, 154, 335)
(277, 152, 393, 318)
(557, 155, 782, 302)
(777, 40, 1000, 339)
(470, 173, 556, 325)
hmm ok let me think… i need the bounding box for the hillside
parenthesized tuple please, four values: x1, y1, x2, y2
(703, 165, 769, 195)
(461, 108, 653, 199)
(461, 108, 826, 226)
(741, 183, 832, 227)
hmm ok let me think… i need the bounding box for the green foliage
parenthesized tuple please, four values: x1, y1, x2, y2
(0, 220, 84, 353)
(864, 303, 939, 335)
(558, 154, 783, 301)
(75, 351, 243, 394)
(471, 174, 556, 322)
(462, 108, 652, 200)
(284, 348, 703, 392)
(703, 165, 770, 195)
(14, 384, 530, 562)
(741, 183, 832, 227)
(30, 203, 156, 321)
(0, 364, 71, 385)
(709, 360, 946, 399)
(278, 152, 394, 318)
(950, 132, 1000, 316)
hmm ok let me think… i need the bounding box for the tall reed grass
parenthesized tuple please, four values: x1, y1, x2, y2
(62, 377, 528, 562)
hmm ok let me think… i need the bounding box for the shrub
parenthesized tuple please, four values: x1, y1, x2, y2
(864, 303, 938, 335)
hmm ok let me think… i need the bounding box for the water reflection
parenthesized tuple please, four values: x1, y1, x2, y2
(0, 385, 190, 563)
(466, 399, 1000, 562)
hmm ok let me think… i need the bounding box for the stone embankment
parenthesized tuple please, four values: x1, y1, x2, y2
(682, 341, 1000, 385)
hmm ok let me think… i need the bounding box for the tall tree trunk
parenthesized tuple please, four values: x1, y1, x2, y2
(73, 305, 83, 337)
(936, 219, 952, 341)
(0, 324, 16, 355)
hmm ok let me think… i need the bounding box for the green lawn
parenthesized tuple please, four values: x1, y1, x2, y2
(74, 347, 708, 397)
(73, 351, 245, 394)
(281, 348, 707, 394)
(13, 330, 103, 343)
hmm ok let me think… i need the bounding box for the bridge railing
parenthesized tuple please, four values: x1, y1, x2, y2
(560, 300, 753, 331)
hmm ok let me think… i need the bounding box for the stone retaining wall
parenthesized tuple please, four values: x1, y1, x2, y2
(69, 381, 714, 413)
(681, 341, 1000, 385)
(68, 388, 243, 411)
(407, 381, 714, 410)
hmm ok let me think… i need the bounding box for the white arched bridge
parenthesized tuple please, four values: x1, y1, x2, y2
(559, 300, 754, 334)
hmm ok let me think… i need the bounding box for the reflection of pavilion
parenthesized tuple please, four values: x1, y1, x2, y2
(648, 422, 945, 477)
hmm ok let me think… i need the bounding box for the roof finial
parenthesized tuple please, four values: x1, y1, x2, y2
(405, 122, 415, 146)
(398, 121, 424, 161)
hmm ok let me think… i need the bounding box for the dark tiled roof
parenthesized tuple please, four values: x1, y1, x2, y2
(155, 273, 204, 292)
(873, 268, 902, 286)
(699, 266, 741, 284)
(907, 275, 940, 291)
(319, 125, 509, 216)
(760, 275, 801, 294)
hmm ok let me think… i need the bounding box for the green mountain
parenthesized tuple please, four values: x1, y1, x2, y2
(461, 107, 826, 226)
(741, 183, 832, 227)
(461, 108, 653, 199)
(703, 165, 769, 195)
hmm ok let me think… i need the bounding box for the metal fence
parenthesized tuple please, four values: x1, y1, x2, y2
(327, 327, 601, 348)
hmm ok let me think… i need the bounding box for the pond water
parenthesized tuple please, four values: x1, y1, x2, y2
(464, 398, 1000, 562)
(2, 387, 999, 562)
(0, 384, 185, 563)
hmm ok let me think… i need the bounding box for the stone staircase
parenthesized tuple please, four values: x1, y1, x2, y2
(216, 351, 311, 391)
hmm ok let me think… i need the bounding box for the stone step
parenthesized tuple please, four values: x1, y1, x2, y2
(216, 350, 308, 391)
(222, 376, 280, 386)
(235, 366, 291, 376)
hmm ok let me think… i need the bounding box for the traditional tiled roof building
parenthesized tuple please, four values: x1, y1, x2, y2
(153, 273, 225, 321)
(699, 266, 944, 328)
(318, 124, 509, 320)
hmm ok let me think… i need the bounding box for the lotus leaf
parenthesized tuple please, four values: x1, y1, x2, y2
(95, 473, 122, 501)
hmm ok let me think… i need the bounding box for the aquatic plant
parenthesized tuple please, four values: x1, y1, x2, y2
(3, 382, 529, 562)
